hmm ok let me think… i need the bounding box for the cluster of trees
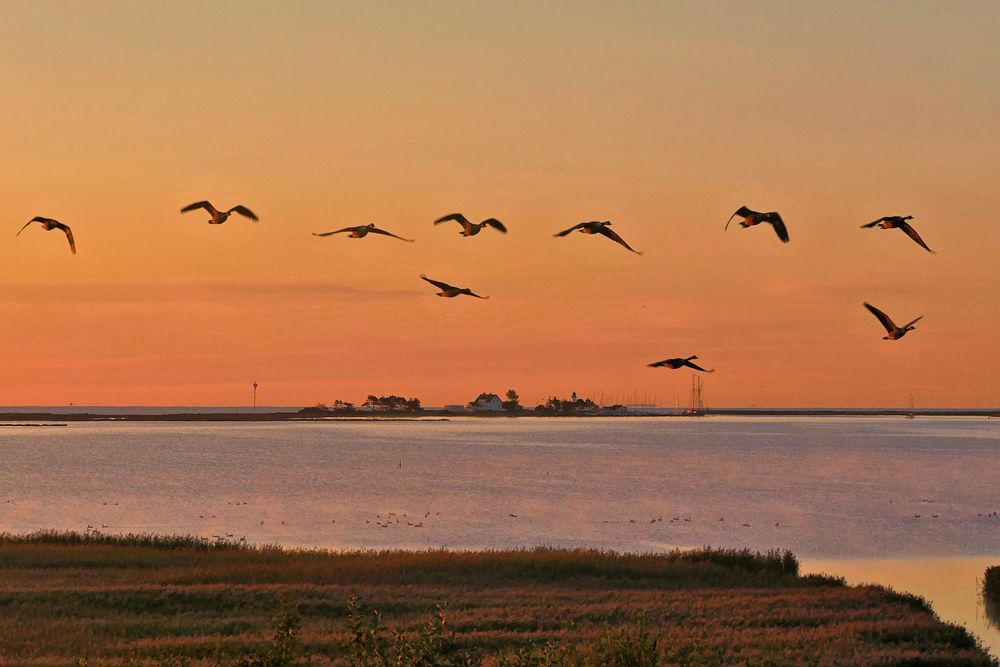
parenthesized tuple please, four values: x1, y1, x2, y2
(535, 394, 601, 414)
(502, 389, 521, 411)
(362, 395, 422, 411)
(299, 396, 420, 414)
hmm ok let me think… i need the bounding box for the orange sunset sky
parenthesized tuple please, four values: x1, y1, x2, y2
(1, 2, 998, 408)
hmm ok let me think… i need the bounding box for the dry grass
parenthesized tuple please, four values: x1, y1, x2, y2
(0, 532, 993, 666)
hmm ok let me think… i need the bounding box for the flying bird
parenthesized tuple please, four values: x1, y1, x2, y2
(312, 224, 413, 242)
(861, 215, 935, 253)
(648, 356, 715, 372)
(553, 221, 642, 254)
(180, 201, 258, 224)
(434, 213, 507, 236)
(725, 206, 789, 243)
(17, 217, 76, 255)
(419, 274, 489, 299)
(863, 302, 923, 340)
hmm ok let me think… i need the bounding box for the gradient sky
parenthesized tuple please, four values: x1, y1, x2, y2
(1, 1, 998, 408)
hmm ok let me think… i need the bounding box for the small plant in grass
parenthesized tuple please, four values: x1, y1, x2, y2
(347, 596, 476, 666)
(591, 613, 659, 667)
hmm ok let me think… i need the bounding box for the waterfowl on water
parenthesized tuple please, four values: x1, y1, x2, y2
(312, 224, 413, 242)
(725, 206, 789, 243)
(863, 302, 923, 340)
(434, 213, 507, 236)
(648, 356, 715, 372)
(861, 215, 934, 253)
(17, 217, 76, 254)
(553, 221, 642, 254)
(419, 274, 489, 299)
(180, 201, 258, 224)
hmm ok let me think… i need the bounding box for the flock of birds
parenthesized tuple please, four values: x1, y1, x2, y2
(61, 493, 999, 544)
(17, 200, 936, 375)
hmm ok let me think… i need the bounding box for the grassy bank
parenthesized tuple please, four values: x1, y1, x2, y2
(0, 532, 993, 666)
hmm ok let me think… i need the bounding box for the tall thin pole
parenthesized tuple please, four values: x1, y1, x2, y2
(252, 382, 258, 413)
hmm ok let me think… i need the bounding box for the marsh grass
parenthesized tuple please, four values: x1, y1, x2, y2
(0, 532, 994, 666)
(986, 566, 1000, 603)
(985, 566, 1000, 632)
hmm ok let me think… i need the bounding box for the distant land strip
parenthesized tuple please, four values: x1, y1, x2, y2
(0, 409, 997, 422)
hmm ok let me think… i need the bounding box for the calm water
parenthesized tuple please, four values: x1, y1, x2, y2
(1, 417, 997, 653)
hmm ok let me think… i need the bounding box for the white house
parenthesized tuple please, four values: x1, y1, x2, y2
(467, 392, 504, 412)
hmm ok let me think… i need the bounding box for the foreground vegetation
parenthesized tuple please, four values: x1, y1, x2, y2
(986, 566, 1000, 631)
(0, 532, 993, 666)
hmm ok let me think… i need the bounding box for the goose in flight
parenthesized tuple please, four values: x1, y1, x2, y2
(17, 217, 76, 255)
(434, 213, 507, 236)
(725, 206, 789, 243)
(553, 221, 642, 254)
(180, 201, 258, 224)
(648, 356, 715, 372)
(312, 224, 413, 242)
(419, 274, 489, 299)
(861, 215, 934, 253)
(863, 302, 923, 340)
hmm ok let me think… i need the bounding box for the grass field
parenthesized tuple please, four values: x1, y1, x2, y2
(0, 532, 994, 666)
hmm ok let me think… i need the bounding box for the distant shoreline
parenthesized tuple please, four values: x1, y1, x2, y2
(0, 408, 997, 422)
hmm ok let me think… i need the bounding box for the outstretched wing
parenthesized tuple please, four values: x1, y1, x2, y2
(897, 221, 934, 253)
(863, 302, 897, 334)
(52, 222, 76, 255)
(726, 206, 753, 230)
(312, 227, 356, 237)
(16, 220, 38, 236)
(765, 212, 790, 243)
(434, 213, 470, 226)
(598, 225, 642, 254)
(647, 359, 670, 368)
(180, 201, 216, 215)
(228, 205, 258, 221)
(861, 217, 888, 228)
(553, 222, 586, 237)
(683, 360, 714, 373)
(902, 314, 924, 329)
(482, 218, 507, 233)
(420, 274, 455, 291)
(370, 227, 414, 242)
(466, 291, 489, 299)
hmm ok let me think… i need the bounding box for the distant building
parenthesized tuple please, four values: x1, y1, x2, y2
(467, 392, 503, 412)
(444, 405, 466, 413)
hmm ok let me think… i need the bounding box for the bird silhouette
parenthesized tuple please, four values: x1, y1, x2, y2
(553, 221, 641, 254)
(180, 201, 258, 224)
(313, 224, 413, 242)
(434, 213, 507, 236)
(863, 302, 923, 340)
(726, 206, 789, 243)
(17, 217, 76, 255)
(420, 274, 489, 299)
(648, 356, 715, 372)
(861, 215, 934, 253)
